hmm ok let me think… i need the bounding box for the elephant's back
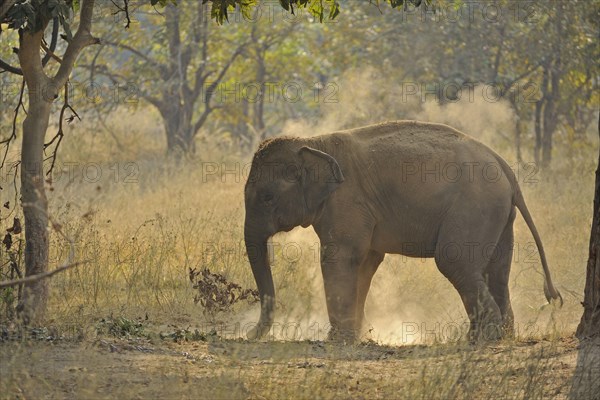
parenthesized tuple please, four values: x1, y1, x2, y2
(343, 119, 514, 197)
(347, 120, 463, 136)
(322, 119, 511, 187)
(348, 120, 466, 141)
(341, 120, 475, 162)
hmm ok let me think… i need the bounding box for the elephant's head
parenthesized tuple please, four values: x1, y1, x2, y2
(244, 137, 344, 339)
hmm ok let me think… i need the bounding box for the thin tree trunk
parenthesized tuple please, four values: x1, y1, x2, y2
(541, 121, 554, 169)
(161, 102, 195, 155)
(17, 100, 52, 324)
(16, 31, 52, 324)
(515, 116, 522, 163)
(507, 97, 522, 163)
(13, 0, 98, 323)
(254, 53, 266, 140)
(534, 65, 549, 167)
(576, 117, 600, 339)
(541, 4, 563, 170)
(571, 117, 600, 399)
(534, 101, 543, 166)
(541, 60, 560, 169)
(238, 97, 250, 147)
(541, 102, 556, 169)
(0, 0, 18, 20)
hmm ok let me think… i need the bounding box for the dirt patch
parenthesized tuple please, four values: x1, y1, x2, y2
(0, 336, 584, 399)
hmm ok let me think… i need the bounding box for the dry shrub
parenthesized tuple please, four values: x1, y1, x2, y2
(189, 267, 259, 317)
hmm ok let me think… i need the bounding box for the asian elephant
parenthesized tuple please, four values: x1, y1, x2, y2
(243, 120, 562, 342)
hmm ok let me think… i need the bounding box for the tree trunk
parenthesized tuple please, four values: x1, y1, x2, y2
(254, 53, 266, 140)
(12, 0, 98, 323)
(541, 118, 554, 169)
(515, 118, 522, 163)
(513, 107, 523, 163)
(576, 118, 600, 339)
(161, 102, 195, 155)
(541, 101, 557, 169)
(0, 0, 18, 20)
(541, 59, 560, 169)
(507, 97, 523, 163)
(568, 116, 600, 400)
(534, 65, 549, 167)
(16, 32, 53, 324)
(534, 101, 543, 166)
(238, 97, 251, 147)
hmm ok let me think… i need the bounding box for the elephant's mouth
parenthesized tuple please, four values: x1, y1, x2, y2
(277, 217, 295, 232)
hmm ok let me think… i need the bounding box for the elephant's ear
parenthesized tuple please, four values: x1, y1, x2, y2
(298, 146, 344, 214)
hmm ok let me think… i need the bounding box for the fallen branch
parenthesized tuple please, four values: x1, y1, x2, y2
(0, 261, 85, 289)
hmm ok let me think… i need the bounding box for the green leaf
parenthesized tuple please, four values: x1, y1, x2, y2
(328, 1, 340, 19)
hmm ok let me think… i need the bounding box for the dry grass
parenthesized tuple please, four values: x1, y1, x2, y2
(0, 336, 584, 399)
(0, 109, 597, 398)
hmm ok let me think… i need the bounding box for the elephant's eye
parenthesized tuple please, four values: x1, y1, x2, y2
(262, 193, 274, 205)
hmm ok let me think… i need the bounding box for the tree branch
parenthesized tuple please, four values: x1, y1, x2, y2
(190, 43, 245, 137)
(0, 0, 17, 22)
(0, 17, 61, 75)
(54, 0, 100, 87)
(497, 61, 545, 96)
(18, 27, 49, 88)
(102, 40, 168, 78)
(80, 62, 165, 109)
(191, 105, 213, 137)
(202, 47, 243, 104)
(44, 82, 80, 177)
(0, 261, 84, 289)
(41, 38, 62, 64)
(79, 63, 127, 83)
(138, 90, 165, 110)
(0, 78, 24, 170)
(41, 17, 60, 67)
(0, 57, 22, 75)
(183, 1, 206, 64)
(111, 0, 132, 29)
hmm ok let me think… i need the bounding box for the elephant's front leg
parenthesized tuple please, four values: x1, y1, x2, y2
(356, 250, 385, 337)
(320, 242, 366, 342)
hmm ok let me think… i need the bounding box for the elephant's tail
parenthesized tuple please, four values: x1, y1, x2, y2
(513, 185, 564, 306)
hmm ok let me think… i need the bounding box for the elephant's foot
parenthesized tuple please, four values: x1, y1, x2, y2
(247, 322, 272, 340)
(468, 319, 504, 343)
(327, 316, 373, 343)
(501, 320, 515, 340)
(358, 318, 375, 342)
(327, 326, 357, 344)
(500, 312, 515, 339)
(459, 283, 504, 343)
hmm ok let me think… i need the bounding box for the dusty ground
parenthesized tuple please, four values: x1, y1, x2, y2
(0, 334, 586, 400)
(0, 108, 597, 399)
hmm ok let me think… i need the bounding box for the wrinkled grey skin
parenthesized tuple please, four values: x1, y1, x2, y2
(244, 121, 562, 342)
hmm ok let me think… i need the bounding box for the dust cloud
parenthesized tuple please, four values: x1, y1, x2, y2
(280, 67, 516, 152)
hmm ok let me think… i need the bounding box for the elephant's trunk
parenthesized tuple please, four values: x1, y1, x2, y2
(244, 224, 275, 340)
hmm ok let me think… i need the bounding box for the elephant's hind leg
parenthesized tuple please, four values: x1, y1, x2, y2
(434, 218, 504, 342)
(484, 210, 516, 338)
(356, 250, 385, 338)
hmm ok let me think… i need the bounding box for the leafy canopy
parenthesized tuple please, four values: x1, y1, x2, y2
(1, 0, 431, 32)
